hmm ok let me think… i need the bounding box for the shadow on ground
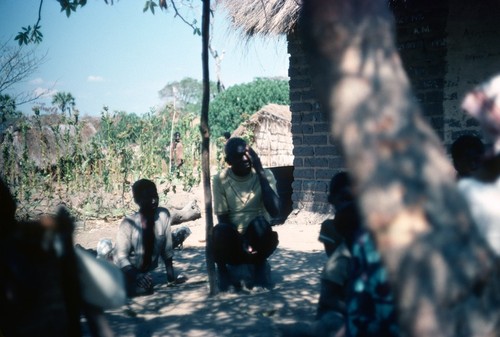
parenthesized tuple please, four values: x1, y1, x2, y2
(81, 246, 325, 337)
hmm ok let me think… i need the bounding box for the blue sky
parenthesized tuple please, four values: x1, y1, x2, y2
(0, 0, 289, 116)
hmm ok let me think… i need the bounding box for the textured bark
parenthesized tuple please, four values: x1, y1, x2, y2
(200, 0, 217, 296)
(300, 0, 500, 336)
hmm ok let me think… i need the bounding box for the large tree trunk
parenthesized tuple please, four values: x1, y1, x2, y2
(200, 0, 217, 296)
(300, 0, 500, 336)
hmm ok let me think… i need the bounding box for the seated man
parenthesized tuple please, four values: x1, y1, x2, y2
(114, 179, 180, 297)
(212, 137, 280, 291)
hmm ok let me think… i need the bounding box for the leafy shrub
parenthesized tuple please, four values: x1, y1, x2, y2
(0, 105, 202, 220)
(209, 77, 289, 138)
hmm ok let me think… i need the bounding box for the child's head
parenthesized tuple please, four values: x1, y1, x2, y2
(327, 171, 354, 211)
(450, 135, 484, 178)
(320, 172, 361, 255)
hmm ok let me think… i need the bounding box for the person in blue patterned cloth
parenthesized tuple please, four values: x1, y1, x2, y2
(317, 172, 361, 318)
(346, 232, 400, 337)
(313, 172, 362, 336)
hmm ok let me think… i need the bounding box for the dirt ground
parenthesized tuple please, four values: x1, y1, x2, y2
(74, 184, 332, 337)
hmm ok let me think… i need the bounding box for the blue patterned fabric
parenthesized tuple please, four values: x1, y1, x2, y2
(346, 232, 400, 337)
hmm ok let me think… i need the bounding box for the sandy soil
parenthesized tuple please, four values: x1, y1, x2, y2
(74, 185, 331, 337)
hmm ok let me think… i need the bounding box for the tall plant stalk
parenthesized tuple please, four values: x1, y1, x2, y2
(169, 91, 177, 175)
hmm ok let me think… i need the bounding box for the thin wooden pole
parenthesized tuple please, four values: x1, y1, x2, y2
(200, 0, 216, 295)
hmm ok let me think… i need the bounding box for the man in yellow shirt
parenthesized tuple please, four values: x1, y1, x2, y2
(212, 137, 280, 291)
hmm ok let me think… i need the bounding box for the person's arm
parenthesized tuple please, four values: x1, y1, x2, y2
(115, 218, 135, 270)
(165, 257, 175, 284)
(212, 172, 232, 224)
(115, 218, 148, 290)
(247, 147, 281, 218)
(159, 210, 176, 284)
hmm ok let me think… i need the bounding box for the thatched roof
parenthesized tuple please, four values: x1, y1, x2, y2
(232, 104, 291, 137)
(232, 104, 293, 167)
(220, 0, 301, 37)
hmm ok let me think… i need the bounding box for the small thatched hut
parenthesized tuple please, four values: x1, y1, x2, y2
(222, 0, 500, 213)
(232, 103, 293, 167)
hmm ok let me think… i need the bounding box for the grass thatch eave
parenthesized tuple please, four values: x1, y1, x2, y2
(219, 0, 301, 37)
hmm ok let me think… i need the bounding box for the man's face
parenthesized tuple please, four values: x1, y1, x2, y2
(227, 143, 252, 176)
(135, 186, 159, 213)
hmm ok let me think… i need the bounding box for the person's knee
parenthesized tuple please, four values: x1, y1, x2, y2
(244, 227, 278, 262)
(248, 216, 271, 235)
(214, 222, 236, 240)
(258, 230, 279, 259)
(214, 223, 244, 264)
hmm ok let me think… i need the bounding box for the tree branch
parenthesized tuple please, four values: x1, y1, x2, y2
(169, 0, 199, 34)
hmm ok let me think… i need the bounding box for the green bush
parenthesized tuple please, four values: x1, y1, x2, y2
(209, 77, 289, 138)
(0, 105, 202, 220)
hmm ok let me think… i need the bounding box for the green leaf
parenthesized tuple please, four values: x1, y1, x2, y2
(143, 1, 150, 13)
(32, 28, 43, 44)
(15, 32, 28, 46)
(15, 26, 32, 45)
(149, 1, 157, 14)
(57, 0, 66, 11)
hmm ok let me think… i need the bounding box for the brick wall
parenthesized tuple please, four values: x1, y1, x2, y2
(392, 0, 500, 146)
(288, 31, 344, 213)
(288, 0, 500, 214)
(391, 0, 449, 140)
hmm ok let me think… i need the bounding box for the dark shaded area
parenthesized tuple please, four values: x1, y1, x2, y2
(269, 166, 294, 224)
(81, 245, 324, 337)
(0, 207, 82, 336)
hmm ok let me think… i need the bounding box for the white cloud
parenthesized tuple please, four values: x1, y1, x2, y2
(30, 78, 44, 85)
(87, 75, 105, 82)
